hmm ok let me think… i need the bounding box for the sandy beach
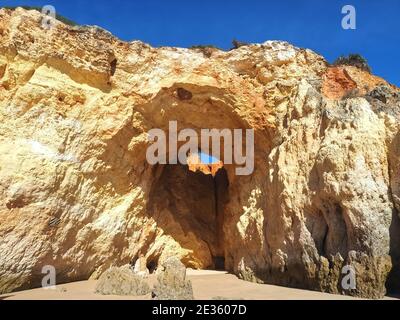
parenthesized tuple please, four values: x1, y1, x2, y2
(1, 270, 397, 300)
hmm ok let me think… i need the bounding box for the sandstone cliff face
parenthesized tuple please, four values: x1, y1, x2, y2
(0, 8, 399, 298)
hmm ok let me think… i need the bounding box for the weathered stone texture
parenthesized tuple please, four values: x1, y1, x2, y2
(0, 8, 399, 298)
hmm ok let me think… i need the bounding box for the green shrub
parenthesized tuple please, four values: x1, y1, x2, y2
(231, 39, 249, 50)
(189, 45, 222, 58)
(189, 44, 221, 50)
(333, 54, 371, 73)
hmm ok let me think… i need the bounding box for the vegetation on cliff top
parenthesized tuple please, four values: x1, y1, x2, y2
(333, 53, 372, 73)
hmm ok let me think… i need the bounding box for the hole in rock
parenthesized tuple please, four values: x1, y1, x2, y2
(176, 87, 193, 101)
(110, 58, 117, 76)
(147, 260, 158, 274)
(148, 153, 229, 270)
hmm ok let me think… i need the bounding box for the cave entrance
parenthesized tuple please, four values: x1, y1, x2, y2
(148, 154, 229, 270)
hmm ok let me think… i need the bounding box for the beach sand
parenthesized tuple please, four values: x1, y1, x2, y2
(1, 270, 398, 300)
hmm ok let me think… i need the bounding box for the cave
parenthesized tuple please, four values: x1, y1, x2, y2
(148, 161, 229, 270)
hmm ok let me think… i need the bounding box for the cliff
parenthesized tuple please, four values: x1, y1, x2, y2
(1, 7, 399, 298)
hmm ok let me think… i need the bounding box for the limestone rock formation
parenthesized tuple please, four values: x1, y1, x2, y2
(0, 7, 399, 298)
(95, 265, 150, 296)
(152, 256, 194, 300)
(133, 255, 150, 277)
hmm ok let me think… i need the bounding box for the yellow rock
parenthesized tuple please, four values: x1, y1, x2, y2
(0, 7, 399, 299)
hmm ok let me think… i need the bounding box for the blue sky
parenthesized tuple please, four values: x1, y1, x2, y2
(199, 152, 220, 165)
(2, 0, 400, 86)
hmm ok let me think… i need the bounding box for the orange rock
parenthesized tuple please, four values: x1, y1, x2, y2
(322, 65, 392, 100)
(186, 153, 224, 176)
(321, 66, 357, 99)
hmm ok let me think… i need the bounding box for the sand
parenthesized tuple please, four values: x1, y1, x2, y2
(0, 270, 397, 300)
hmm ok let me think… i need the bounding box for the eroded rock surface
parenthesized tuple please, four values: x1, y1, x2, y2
(133, 255, 150, 277)
(95, 265, 150, 296)
(152, 257, 194, 300)
(0, 7, 399, 298)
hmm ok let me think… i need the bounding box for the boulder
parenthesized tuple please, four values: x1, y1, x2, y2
(95, 265, 150, 296)
(152, 257, 194, 300)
